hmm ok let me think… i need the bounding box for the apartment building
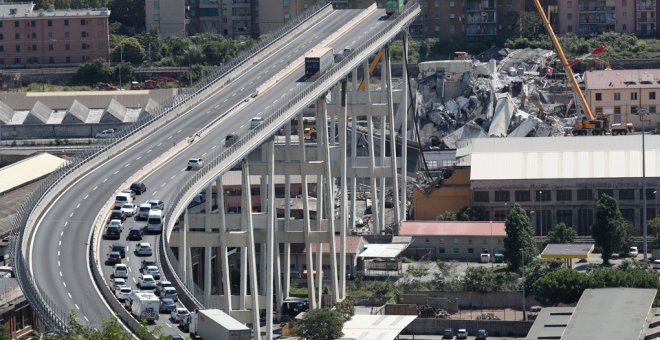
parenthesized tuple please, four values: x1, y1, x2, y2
(0, 2, 110, 67)
(584, 69, 660, 129)
(145, 0, 185, 37)
(557, 0, 635, 35)
(636, 0, 657, 36)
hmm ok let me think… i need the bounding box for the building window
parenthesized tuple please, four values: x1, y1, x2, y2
(598, 189, 614, 199)
(31, 33, 36, 39)
(595, 107, 603, 113)
(494, 191, 510, 202)
(81, 32, 88, 38)
(14, 21, 19, 28)
(48, 20, 52, 26)
(425, 238, 430, 243)
(438, 248, 445, 254)
(577, 189, 593, 200)
(640, 189, 657, 200)
(577, 209, 593, 235)
(515, 190, 531, 201)
(595, 93, 602, 101)
(81, 19, 87, 25)
(467, 248, 474, 254)
(31, 20, 36, 27)
(65, 32, 69, 38)
(556, 210, 573, 226)
(614, 92, 621, 101)
(31, 44, 36, 51)
(15, 33, 19, 39)
(473, 191, 489, 202)
(15, 45, 19, 52)
(650, 92, 656, 100)
(49, 56, 54, 63)
(651, 106, 657, 114)
(453, 238, 459, 244)
(567, 25, 572, 32)
(556, 190, 572, 201)
(0, 34, 3, 40)
(632, 105, 638, 114)
(64, 19, 69, 26)
(48, 44, 53, 51)
(66, 56, 70, 63)
(453, 248, 459, 254)
(631, 92, 638, 100)
(619, 189, 635, 200)
(621, 209, 635, 225)
(48, 32, 53, 39)
(614, 106, 621, 114)
(82, 43, 88, 50)
(153, 0, 160, 9)
(536, 190, 551, 201)
(65, 43, 70, 50)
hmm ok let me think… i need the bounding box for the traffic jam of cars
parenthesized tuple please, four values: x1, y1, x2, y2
(104, 181, 190, 326)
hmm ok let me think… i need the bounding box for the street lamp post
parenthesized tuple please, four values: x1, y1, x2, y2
(521, 250, 526, 321)
(640, 107, 649, 264)
(538, 190, 543, 236)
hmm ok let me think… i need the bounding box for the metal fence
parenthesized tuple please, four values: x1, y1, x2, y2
(163, 1, 421, 309)
(7, 2, 331, 334)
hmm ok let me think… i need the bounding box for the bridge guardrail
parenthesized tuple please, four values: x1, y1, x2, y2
(9, 2, 332, 334)
(163, 2, 422, 310)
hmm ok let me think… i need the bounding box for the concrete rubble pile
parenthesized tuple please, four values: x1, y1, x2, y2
(411, 48, 577, 149)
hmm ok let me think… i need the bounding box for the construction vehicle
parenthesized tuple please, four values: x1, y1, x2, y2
(533, 0, 633, 136)
(379, 0, 404, 15)
(303, 127, 318, 141)
(359, 49, 383, 91)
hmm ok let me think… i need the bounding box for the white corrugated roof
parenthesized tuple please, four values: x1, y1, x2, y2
(462, 136, 660, 180)
(340, 315, 417, 340)
(0, 153, 68, 194)
(358, 243, 408, 258)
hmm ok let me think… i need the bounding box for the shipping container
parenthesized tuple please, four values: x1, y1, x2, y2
(304, 47, 334, 77)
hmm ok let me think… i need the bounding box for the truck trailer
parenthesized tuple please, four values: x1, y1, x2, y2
(130, 292, 159, 323)
(186, 309, 250, 340)
(304, 47, 334, 77)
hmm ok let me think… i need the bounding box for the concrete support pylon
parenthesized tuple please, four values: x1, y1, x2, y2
(266, 139, 276, 338)
(401, 29, 409, 222)
(204, 184, 213, 305)
(242, 159, 261, 339)
(338, 80, 348, 299)
(315, 98, 324, 306)
(298, 111, 316, 309)
(364, 59, 380, 234)
(283, 121, 292, 300)
(217, 177, 232, 312)
(385, 45, 401, 234)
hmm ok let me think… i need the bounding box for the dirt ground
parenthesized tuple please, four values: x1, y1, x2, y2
(446, 308, 525, 321)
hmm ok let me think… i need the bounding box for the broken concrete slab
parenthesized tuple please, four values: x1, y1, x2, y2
(488, 94, 516, 137)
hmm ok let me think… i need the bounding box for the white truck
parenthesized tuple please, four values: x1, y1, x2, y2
(186, 309, 250, 340)
(304, 47, 334, 77)
(130, 292, 159, 323)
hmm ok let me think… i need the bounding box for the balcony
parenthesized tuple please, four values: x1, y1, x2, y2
(577, 5, 615, 12)
(466, 24, 496, 36)
(637, 16, 656, 24)
(636, 3, 656, 11)
(466, 0, 496, 12)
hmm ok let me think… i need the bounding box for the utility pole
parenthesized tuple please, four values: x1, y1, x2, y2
(641, 107, 648, 264)
(119, 44, 124, 89)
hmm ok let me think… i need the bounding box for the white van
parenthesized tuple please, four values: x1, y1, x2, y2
(147, 209, 163, 233)
(137, 203, 152, 220)
(115, 192, 133, 208)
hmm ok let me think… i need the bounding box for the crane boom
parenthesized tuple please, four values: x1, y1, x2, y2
(532, 0, 594, 121)
(359, 49, 383, 91)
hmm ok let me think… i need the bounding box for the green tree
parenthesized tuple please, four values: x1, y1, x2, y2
(532, 268, 591, 305)
(516, 10, 544, 38)
(591, 194, 629, 265)
(457, 206, 486, 221)
(503, 204, 537, 271)
(648, 217, 660, 242)
(545, 222, 577, 246)
(432, 260, 460, 291)
(333, 298, 355, 321)
(108, 0, 145, 33)
(111, 37, 146, 63)
(436, 211, 457, 221)
(369, 280, 400, 302)
(524, 258, 563, 295)
(73, 58, 113, 85)
(293, 308, 345, 340)
(136, 28, 164, 65)
(113, 62, 134, 86)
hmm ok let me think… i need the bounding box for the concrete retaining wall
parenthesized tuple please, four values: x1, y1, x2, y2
(399, 291, 541, 310)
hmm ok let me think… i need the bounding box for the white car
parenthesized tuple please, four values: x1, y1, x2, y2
(111, 278, 126, 292)
(457, 328, 468, 339)
(135, 242, 153, 256)
(115, 286, 132, 301)
(138, 274, 157, 289)
(144, 265, 160, 280)
(629, 246, 639, 257)
(187, 158, 203, 170)
(170, 307, 190, 323)
(113, 264, 128, 278)
(653, 260, 660, 269)
(107, 219, 123, 229)
(120, 203, 137, 217)
(156, 280, 173, 296)
(95, 129, 115, 138)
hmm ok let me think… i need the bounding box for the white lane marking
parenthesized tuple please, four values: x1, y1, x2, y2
(132, 278, 137, 284)
(84, 316, 89, 322)
(68, 292, 72, 298)
(83, 194, 89, 200)
(69, 212, 74, 218)
(58, 260, 60, 266)
(75, 304, 80, 310)
(92, 186, 98, 191)
(128, 267, 132, 273)
(58, 250, 60, 256)
(211, 145, 217, 149)
(59, 240, 62, 246)
(59, 271, 62, 277)
(177, 129, 182, 133)
(147, 149, 152, 154)
(124, 163, 131, 167)
(214, 105, 219, 109)
(63, 282, 67, 287)
(152, 191, 158, 196)
(223, 99, 228, 103)
(64, 221, 68, 227)
(202, 152, 207, 157)
(232, 93, 236, 97)
(274, 99, 279, 103)
(113, 170, 119, 175)
(60, 231, 64, 237)
(161, 182, 166, 187)
(171, 175, 176, 179)
(76, 203, 80, 209)
(136, 156, 142, 161)
(240, 87, 245, 91)
(103, 178, 108, 183)
(239, 124, 245, 129)
(157, 143, 162, 147)
(126, 257, 129, 262)
(167, 135, 173, 140)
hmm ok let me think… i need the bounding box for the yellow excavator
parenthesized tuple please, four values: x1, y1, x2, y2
(533, 0, 634, 136)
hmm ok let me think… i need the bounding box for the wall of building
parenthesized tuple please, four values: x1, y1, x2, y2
(399, 291, 542, 310)
(402, 234, 504, 261)
(146, 0, 186, 37)
(411, 167, 471, 220)
(404, 318, 532, 337)
(586, 85, 660, 129)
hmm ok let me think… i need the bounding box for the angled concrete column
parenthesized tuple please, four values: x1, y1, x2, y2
(204, 184, 213, 305)
(242, 159, 261, 339)
(322, 91, 340, 303)
(283, 121, 292, 299)
(182, 209, 189, 283)
(338, 80, 348, 299)
(385, 46, 401, 232)
(315, 98, 324, 305)
(401, 29, 409, 221)
(365, 60, 380, 234)
(266, 139, 276, 338)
